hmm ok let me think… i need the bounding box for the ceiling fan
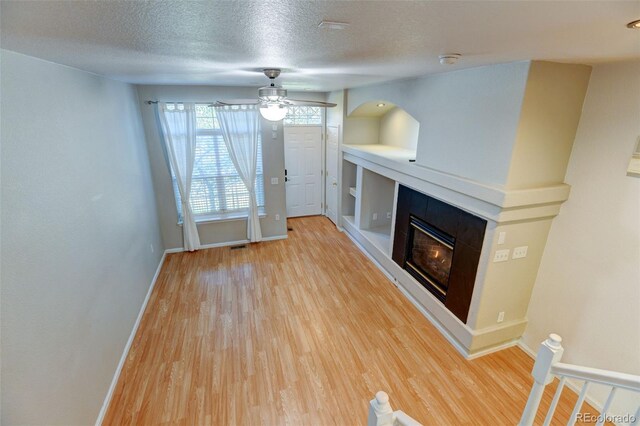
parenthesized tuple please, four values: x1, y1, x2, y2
(215, 69, 337, 121)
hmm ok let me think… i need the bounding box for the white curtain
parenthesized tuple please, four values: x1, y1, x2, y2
(158, 103, 201, 251)
(215, 105, 263, 242)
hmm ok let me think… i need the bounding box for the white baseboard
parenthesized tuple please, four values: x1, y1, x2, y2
(95, 251, 167, 425)
(96, 233, 288, 423)
(343, 231, 395, 282)
(165, 234, 288, 253)
(466, 338, 520, 360)
(342, 230, 474, 359)
(517, 339, 537, 359)
(343, 227, 521, 360)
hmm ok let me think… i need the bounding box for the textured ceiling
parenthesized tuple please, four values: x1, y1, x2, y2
(1, 1, 639, 91)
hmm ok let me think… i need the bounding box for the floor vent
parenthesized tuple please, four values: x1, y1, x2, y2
(287, 227, 294, 231)
(230, 244, 247, 250)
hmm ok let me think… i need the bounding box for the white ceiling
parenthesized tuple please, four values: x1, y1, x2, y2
(1, 1, 639, 91)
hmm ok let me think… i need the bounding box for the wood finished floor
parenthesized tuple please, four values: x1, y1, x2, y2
(104, 216, 601, 425)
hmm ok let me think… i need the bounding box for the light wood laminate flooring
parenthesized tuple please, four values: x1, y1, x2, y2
(104, 216, 601, 425)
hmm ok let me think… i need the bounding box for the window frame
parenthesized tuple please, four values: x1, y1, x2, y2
(283, 106, 324, 126)
(170, 104, 266, 224)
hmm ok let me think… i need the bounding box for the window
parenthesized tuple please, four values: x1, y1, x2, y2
(171, 104, 265, 222)
(283, 106, 323, 126)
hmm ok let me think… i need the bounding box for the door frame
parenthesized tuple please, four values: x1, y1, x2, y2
(282, 122, 325, 218)
(322, 108, 329, 218)
(324, 124, 341, 226)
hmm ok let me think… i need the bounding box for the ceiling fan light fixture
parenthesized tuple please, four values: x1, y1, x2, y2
(217, 68, 336, 113)
(259, 104, 288, 122)
(258, 85, 287, 102)
(377, 103, 386, 107)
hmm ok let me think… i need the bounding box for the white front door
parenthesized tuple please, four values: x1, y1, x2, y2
(284, 126, 323, 218)
(325, 125, 339, 225)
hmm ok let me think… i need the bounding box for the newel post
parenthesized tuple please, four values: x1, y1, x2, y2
(368, 391, 394, 426)
(519, 333, 564, 426)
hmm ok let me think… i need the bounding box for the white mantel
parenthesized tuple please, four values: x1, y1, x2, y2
(342, 144, 571, 224)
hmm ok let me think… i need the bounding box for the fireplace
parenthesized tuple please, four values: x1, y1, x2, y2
(392, 185, 487, 322)
(405, 216, 454, 302)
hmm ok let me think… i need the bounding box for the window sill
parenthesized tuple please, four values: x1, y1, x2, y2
(178, 210, 267, 226)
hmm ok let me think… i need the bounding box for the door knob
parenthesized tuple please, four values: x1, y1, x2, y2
(332, 182, 337, 186)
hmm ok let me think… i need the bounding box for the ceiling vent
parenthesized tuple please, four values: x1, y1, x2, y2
(439, 54, 461, 65)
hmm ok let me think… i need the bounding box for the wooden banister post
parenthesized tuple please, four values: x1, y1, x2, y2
(519, 333, 564, 426)
(368, 391, 394, 426)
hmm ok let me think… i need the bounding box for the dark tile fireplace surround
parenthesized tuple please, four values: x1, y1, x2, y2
(393, 185, 487, 323)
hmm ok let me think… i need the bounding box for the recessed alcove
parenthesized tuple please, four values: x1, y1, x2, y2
(358, 169, 395, 255)
(342, 160, 357, 220)
(345, 100, 420, 153)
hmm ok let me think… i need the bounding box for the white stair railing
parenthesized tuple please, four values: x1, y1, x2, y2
(367, 391, 423, 426)
(519, 333, 640, 426)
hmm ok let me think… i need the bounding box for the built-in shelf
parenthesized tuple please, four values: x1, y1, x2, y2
(343, 215, 356, 227)
(342, 161, 358, 218)
(360, 224, 392, 255)
(343, 144, 415, 165)
(341, 161, 395, 257)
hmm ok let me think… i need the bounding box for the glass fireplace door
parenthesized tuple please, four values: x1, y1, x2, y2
(405, 216, 455, 301)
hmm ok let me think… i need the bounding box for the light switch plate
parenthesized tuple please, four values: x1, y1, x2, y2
(271, 177, 279, 185)
(498, 231, 506, 245)
(512, 246, 528, 259)
(493, 249, 510, 262)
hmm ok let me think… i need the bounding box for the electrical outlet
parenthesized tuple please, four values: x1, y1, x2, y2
(271, 177, 279, 185)
(493, 249, 510, 262)
(512, 246, 528, 259)
(275, 214, 280, 221)
(372, 213, 378, 221)
(497, 311, 505, 323)
(272, 124, 278, 131)
(386, 212, 392, 219)
(498, 231, 506, 245)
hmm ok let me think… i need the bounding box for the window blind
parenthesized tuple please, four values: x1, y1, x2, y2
(171, 104, 265, 221)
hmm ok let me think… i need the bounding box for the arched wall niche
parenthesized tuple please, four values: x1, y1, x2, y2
(347, 100, 420, 152)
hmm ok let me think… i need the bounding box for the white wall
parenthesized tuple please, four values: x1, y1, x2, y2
(347, 62, 531, 186)
(0, 50, 163, 424)
(379, 107, 419, 151)
(523, 61, 640, 417)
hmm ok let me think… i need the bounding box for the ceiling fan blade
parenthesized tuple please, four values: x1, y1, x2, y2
(285, 99, 338, 107)
(214, 99, 260, 106)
